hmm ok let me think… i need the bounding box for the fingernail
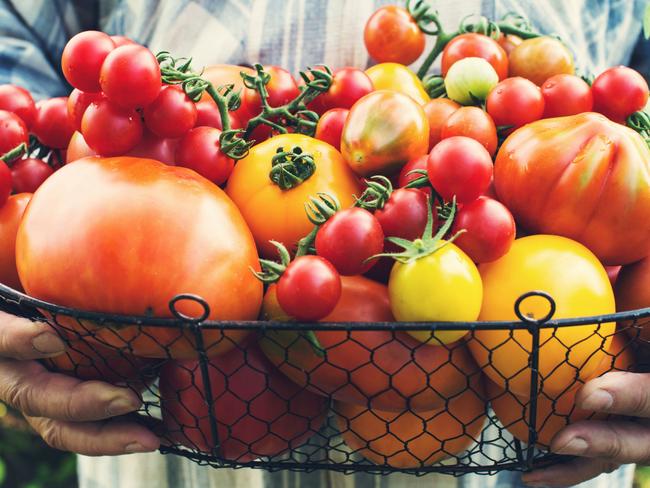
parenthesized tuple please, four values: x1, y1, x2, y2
(554, 436, 589, 455)
(581, 389, 614, 411)
(31, 332, 66, 355)
(107, 396, 140, 416)
(124, 442, 151, 454)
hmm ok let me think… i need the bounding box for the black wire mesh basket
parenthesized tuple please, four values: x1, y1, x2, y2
(1, 282, 648, 476)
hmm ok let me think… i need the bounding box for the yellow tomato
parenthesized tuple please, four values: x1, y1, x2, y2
(388, 241, 482, 344)
(226, 134, 362, 258)
(468, 235, 615, 398)
(365, 63, 430, 105)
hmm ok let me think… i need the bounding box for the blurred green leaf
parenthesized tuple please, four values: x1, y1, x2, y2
(644, 3, 650, 39)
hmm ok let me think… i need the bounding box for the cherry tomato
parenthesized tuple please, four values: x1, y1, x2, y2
(311, 68, 374, 114)
(0, 85, 36, 129)
(427, 136, 493, 204)
(144, 85, 197, 139)
(315, 207, 384, 275)
(244, 66, 299, 114)
(364, 6, 425, 65)
(62, 31, 115, 92)
(486, 77, 544, 130)
(276, 255, 342, 321)
(11, 158, 54, 193)
(375, 188, 430, 244)
(110, 35, 136, 47)
(423, 98, 460, 150)
(99, 44, 161, 108)
(81, 100, 143, 156)
(33, 98, 75, 149)
(0, 110, 28, 155)
(397, 155, 430, 197)
(67, 89, 104, 130)
(314, 108, 348, 149)
(541, 74, 593, 118)
(175, 127, 233, 185)
(127, 130, 178, 165)
(441, 106, 498, 156)
(497, 34, 522, 55)
(442, 33, 509, 81)
(0, 162, 11, 205)
(451, 196, 516, 263)
(508, 37, 574, 86)
(592, 66, 649, 121)
(195, 99, 241, 130)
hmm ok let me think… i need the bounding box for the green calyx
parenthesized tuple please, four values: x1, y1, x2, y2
(355, 175, 393, 211)
(627, 111, 650, 148)
(269, 146, 316, 190)
(252, 241, 291, 284)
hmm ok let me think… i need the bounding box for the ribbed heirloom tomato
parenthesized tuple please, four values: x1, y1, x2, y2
(16, 157, 263, 358)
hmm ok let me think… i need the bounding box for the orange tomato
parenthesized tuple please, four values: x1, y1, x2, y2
(508, 37, 574, 86)
(365, 63, 430, 105)
(0, 193, 31, 290)
(615, 256, 650, 340)
(422, 98, 460, 150)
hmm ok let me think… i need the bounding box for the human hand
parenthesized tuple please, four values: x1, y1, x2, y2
(0, 311, 160, 455)
(522, 370, 650, 487)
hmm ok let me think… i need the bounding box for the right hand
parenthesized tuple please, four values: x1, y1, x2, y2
(0, 310, 160, 455)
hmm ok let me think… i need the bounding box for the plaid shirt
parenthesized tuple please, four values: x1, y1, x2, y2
(0, 0, 646, 487)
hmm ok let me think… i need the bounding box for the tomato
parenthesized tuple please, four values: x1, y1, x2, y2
(494, 113, 650, 265)
(143, 85, 197, 139)
(364, 6, 425, 65)
(110, 35, 135, 48)
(606, 265, 621, 287)
(0, 85, 36, 128)
(202, 64, 256, 122)
(592, 66, 649, 121)
(341, 90, 429, 176)
(468, 235, 616, 398)
(276, 255, 341, 321)
(375, 188, 429, 244)
(541, 74, 593, 118)
(334, 373, 486, 467)
(33, 98, 75, 149)
(174, 127, 233, 184)
(615, 256, 650, 341)
(226, 134, 362, 257)
(427, 136, 493, 204)
(260, 275, 481, 411)
(81, 100, 143, 156)
(62, 31, 115, 92)
(452, 197, 515, 264)
(160, 340, 328, 459)
(99, 45, 161, 109)
(442, 33, 509, 80)
(0, 193, 30, 290)
(310, 68, 373, 114)
(314, 108, 348, 149)
(486, 77, 544, 130)
(67, 89, 104, 130)
(194, 99, 241, 130)
(397, 155, 430, 197)
(0, 162, 11, 207)
(444, 57, 499, 105)
(508, 37, 575, 86)
(16, 157, 263, 358)
(11, 158, 54, 193)
(0, 110, 28, 155)
(315, 207, 384, 275)
(422, 98, 460, 150)
(243, 65, 299, 116)
(67, 130, 177, 165)
(441, 106, 498, 156)
(498, 33, 522, 55)
(365, 63, 430, 105)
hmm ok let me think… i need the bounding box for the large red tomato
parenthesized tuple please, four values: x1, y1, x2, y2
(260, 276, 480, 412)
(495, 112, 650, 265)
(0, 193, 31, 291)
(159, 340, 328, 460)
(67, 130, 177, 165)
(16, 157, 263, 358)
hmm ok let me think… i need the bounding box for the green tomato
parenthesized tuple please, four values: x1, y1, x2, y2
(388, 240, 483, 345)
(444, 57, 499, 105)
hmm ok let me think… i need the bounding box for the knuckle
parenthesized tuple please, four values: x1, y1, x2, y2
(626, 388, 650, 416)
(39, 419, 66, 451)
(599, 424, 624, 459)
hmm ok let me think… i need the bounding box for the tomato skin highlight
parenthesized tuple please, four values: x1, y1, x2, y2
(81, 100, 143, 156)
(364, 6, 425, 65)
(592, 66, 649, 121)
(541, 74, 593, 118)
(62, 31, 115, 92)
(441, 106, 498, 156)
(442, 33, 509, 81)
(0, 85, 37, 129)
(314, 108, 348, 150)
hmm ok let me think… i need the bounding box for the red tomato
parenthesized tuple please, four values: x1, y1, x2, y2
(442, 33, 509, 80)
(615, 256, 650, 340)
(451, 196, 516, 263)
(144, 85, 197, 139)
(310, 68, 374, 114)
(375, 188, 430, 243)
(397, 155, 430, 197)
(62, 31, 115, 92)
(33, 98, 75, 149)
(423, 98, 460, 150)
(441, 106, 498, 156)
(110, 35, 136, 47)
(497, 34, 522, 55)
(592, 66, 649, 121)
(0, 162, 11, 206)
(541, 74, 593, 118)
(16, 157, 263, 358)
(194, 99, 241, 130)
(11, 158, 54, 193)
(175, 127, 233, 185)
(314, 108, 348, 149)
(364, 6, 425, 65)
(127, 130, 178, 165)
(160, 340, 328, 459)
(243, 66, 299, 114)
(0, 85, 36, 129)
(277, 255, 341, 321)
(81, 100, 143, 156)
(315, 207, 384, 275)
(486, 77, 544, 130)
(202, 64, 256, 123)
(606, 265, 621, 287)
(427, 136, 493, 204)
(67, 89, 104, 130)
(0, 110, 28, 155)
(99, 45, 161, 109)
(0, 193, 30, 290)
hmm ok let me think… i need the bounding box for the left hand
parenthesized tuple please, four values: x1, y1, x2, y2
(522, 370, 650, 487)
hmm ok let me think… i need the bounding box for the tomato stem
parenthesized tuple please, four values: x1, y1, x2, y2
(0, 143, 27, 164)
(295, 193, 340, 257)
(627, 111, 650, 148)
(269, 146, 317, 190)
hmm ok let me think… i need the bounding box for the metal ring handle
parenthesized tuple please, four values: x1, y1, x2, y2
(168, 294, 211, 323)
(514, 291, 556, 324)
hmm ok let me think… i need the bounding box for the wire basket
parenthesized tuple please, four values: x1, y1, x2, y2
(0, 283, 648, 476)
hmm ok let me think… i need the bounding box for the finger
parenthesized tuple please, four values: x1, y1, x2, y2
(26, 415, 160, 456)
(549, 419, 650, 464)
(0, 311, 66, 359)
(0, 359, 141, 421)
(522, 457, 619, 487)
(576, 371, 650, 416)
